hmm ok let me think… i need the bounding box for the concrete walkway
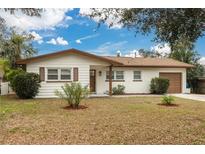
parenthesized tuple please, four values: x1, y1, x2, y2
(171, 94, 205, 102)
(90, 94, 163, 98)
(90, 93, 205, 102)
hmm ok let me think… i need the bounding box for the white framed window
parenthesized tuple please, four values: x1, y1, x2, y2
(61, 69, 71, 80)
(116, 71, 124, 80)
(47, 68, 58, 80)
(106, 71, 124, 80)
(106, 71, 114, 80)
(133, 71, 141, 80)
(47, 68, 71, 81)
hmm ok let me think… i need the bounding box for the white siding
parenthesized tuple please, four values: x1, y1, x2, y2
(26, 54, 109, 98)
(95, 67, 187, 94)
(26, 54, 187, 98)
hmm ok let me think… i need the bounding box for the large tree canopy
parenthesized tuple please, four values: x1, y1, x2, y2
(0, 9, 41, 68)
(86, 8, 205, 50)
(0, 32, 37, 68)
(0, 8, 42, 53)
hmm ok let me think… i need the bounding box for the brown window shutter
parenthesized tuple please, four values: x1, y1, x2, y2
(73, 67, 78, 81)
(39, 67, 45, 81)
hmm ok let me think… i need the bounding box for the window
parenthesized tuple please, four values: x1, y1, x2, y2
(106, 71, 124, 80)
(106, 71, 114, 80)
(47, 69, 58, 80)
(116, 71, 124, 80)
(133, 71, 141, 80)
(47, 68, 71, 81)
(61, 69, 71, 80)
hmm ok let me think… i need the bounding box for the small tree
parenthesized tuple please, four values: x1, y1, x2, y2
(150, 77, 169, 94)
(55, 82, 89, 109)
(161, 95, 175, 105)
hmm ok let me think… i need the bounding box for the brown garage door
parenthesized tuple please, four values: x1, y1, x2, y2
(159, 72, 182, 93)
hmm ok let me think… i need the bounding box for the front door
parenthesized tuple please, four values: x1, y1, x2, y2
(90, 70, 96, 92)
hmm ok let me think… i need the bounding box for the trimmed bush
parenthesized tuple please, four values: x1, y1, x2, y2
(150, 77, 169, 94)
(7, 69, 25, 89)
(12, 72, 41, 99)
(112, 84, 125, 95)
(55, 82, 89, 108)
(162, 95, 175, 105)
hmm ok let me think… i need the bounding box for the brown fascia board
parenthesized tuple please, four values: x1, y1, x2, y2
(112, 64, 194, 68)
(16, 48, 123, 65)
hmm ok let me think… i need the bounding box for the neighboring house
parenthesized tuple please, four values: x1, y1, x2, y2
(197, 64, 205, 94)
(0, 68, 3, 95)
(16, 48, 193, 98)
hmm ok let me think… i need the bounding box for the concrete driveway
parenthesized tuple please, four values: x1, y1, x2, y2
(172, 94, 205, 102)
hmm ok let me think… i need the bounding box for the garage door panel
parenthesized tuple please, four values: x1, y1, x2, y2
(159, 73, 182, 93)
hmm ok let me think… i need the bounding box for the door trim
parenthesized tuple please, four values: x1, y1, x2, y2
(89, 69, 96, 93)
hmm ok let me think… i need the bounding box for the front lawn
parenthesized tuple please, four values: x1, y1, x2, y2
(1, 95, 205, 144)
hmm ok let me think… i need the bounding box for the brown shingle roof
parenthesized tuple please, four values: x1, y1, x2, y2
(16, 48, 193, 68)
(102, 56, 194, 68)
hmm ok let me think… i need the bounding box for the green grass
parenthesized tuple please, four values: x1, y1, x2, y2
(1, 95, 205, 144)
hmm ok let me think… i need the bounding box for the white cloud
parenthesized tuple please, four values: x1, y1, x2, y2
(0, 9, 73, 31)
(30, 31, 43, 44)
(79, 8, 123, 29)
(47, 38, 57, 45)
(47, 37, 68, 46)
(65, 16, 73, 20)
(75, 34, 99, 44)
(76, 39, 82, 44)
(199, 57, 205, 65)
(150, 43, 171, 57)
(91, 41, 127, 55)
(56, 37, 68, 45)
(125, 49, 142, 58)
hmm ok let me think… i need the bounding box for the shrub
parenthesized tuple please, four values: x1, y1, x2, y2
(55, 82, 89, 108)
(12, 72, 41, 99)
(6, 69, 25, 89)
(150, 77, 169, 94)
(112, 84, 125, 95)
(6, 69, 25, 81)
(162, 95, 175, 105)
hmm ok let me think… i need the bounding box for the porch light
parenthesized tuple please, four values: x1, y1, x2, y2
(99, 71, 102, 76)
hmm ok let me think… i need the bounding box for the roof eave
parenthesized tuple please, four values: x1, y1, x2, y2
(112, 65, 194, 68)
(16, 49, 123, 66)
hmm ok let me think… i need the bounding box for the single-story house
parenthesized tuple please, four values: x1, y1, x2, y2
(16, 48, 193, 98)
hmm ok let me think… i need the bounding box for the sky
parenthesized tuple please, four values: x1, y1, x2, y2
(0, 8, 205, 62)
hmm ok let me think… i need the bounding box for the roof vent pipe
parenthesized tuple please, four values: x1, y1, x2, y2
(116, 50, 121, 57)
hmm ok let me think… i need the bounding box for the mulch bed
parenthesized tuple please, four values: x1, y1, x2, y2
(157, 103, 179, 107)
(62, 105, 88, 110)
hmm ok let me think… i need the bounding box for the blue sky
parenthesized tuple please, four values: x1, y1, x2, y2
(2, 8, 204, 57)
(32, 9, 158, 56)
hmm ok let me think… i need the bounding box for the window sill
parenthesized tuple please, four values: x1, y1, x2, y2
(133, 80, 142, 82)
(105, 80, 125, 82)
(46, 80, 72, 83)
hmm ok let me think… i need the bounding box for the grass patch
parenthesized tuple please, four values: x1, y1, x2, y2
(1, 95, 205, 144)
